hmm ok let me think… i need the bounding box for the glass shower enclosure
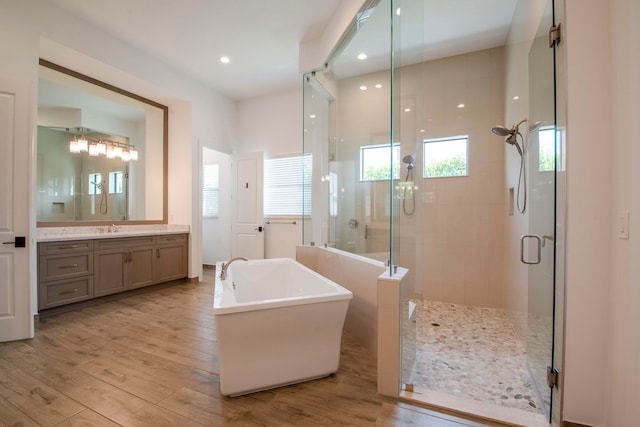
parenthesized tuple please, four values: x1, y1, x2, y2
(302, 0, 560, 424)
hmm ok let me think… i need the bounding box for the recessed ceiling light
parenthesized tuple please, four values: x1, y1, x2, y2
(360, 85, 367, 91)
(404, 108, 411, 112)
(457, 103, 465, 109)
(220, 56, 230, 64)
(357, 53, 367, 60)
(513, 95, 520, 100)
(309, 114, 316, 118)
(396, 8, 401, 16)
(375, 83, 382, 89)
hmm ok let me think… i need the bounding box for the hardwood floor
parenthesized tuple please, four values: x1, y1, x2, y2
(0, 270, 504, 426)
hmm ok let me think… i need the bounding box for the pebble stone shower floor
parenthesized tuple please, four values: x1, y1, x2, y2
(404, 300, 547, 415)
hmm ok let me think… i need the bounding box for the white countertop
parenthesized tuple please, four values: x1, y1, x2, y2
(36, 224, 190, 242)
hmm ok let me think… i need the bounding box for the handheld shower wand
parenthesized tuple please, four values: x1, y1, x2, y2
(92, 180, 108, 215)
(401, 154, 416, 216)
(490, 118, 543, 214)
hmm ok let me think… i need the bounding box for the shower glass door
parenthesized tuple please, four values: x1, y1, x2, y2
(526, 0, 558, 422)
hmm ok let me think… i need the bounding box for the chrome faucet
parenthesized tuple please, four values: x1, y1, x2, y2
(220, 257, 248, 280)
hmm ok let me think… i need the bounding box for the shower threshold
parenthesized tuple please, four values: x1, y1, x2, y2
(399, 386, 549, 427)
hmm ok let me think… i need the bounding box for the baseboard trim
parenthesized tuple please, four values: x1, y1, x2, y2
(564, 422, 592, 427)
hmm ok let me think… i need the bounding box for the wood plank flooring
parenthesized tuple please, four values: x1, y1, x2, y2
(0, 270, 505, 426)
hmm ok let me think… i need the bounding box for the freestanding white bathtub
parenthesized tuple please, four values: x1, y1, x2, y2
(213, 258, 353, 396)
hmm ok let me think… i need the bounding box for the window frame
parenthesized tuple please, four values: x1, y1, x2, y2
(88, 172, 102, 195)
(537, 126, 556, 172)
(422, 135, 469, 179)
(359, 142, 401, 182)
(108, 171, 124, 194)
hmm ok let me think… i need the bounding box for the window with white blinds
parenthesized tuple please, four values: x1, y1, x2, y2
(202, 163, 219, 218)
(264, 155, 312, 216)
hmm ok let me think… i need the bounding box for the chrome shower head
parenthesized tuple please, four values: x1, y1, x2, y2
(402, 154, 416, 170)
(402, 154, 415, 164)
(491, 125, 512, 137)
(529, 120, 544, 132)
(492, 121, 526, 156)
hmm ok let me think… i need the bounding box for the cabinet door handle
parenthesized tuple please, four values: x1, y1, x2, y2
(58, 264, 79, 269)
(58, 288, 79, 295)
(157, 248, 160, 258)
(58, 245, 78, 250)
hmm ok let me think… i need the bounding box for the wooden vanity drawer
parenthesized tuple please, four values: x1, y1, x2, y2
(39, 253, 93, 282)
(156, 234, 187, 245)
(39, 277, 93, 310)
(39, 240, 93, 255)
(97, 236, 155, 250)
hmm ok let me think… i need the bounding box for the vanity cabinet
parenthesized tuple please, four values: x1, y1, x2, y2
(38, 233, 188, 311)
(155, 234, 188, 283)
(95, 236, 156, 297)
(38, 240, 94, 309)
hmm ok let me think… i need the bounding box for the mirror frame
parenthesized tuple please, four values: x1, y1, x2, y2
(37, 59, 168, 227)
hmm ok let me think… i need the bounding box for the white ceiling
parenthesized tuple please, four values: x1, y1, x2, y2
(49, 0, 516, 101)
(50, 0, 342, 100)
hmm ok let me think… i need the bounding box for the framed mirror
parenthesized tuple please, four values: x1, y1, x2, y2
(36, 59, 168, 226)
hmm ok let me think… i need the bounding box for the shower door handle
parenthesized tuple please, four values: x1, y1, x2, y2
(520, 234, 542, 265)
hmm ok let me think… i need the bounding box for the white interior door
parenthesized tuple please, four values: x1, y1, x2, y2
(0, 78, 33, 342)
(232, 152, 264, 259)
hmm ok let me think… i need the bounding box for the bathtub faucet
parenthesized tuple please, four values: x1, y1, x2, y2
(220, 257, 248, 280)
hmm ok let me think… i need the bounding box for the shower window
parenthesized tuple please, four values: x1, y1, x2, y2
(360, 143, 400, 181)
(109, 171, 124, 194)
(538, 127, 555, 172)
(423, 136, 468, 178)
(88, 173, 102, 195)
(264, 154, 312, 216)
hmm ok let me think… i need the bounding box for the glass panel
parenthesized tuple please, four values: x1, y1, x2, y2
(302, 0, 558, 424)
(303, 0, 392, 262)
(527, 0, 556, 421)
(302, 74, 331, 246)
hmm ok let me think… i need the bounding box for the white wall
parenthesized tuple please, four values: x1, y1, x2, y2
(562, 0, 611, 424)
(0, 0, 237, 287)
(606, 0, 640, 425)
(236, 88, 302, 155)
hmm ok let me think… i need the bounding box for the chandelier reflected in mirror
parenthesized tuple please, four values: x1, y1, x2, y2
(68, 127, 138, 161)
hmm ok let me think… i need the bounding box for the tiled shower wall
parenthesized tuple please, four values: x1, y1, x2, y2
(335, 47, 506, 309)
(402, 47, 507, 308)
